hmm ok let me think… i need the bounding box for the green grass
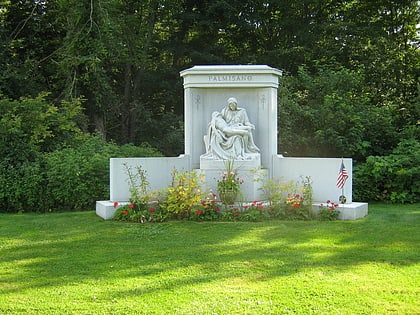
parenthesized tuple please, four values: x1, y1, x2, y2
(0, 203, 419, 314)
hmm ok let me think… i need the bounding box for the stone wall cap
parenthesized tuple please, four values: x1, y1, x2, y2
(180, 64, 282, 77)
(180, 65, 282, 88)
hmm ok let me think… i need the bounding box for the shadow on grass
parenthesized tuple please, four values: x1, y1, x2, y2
(0, 203, 419, 296)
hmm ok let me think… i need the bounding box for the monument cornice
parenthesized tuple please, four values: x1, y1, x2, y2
(180, 65, 282, 88)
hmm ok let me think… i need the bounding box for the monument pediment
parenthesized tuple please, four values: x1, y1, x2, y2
(180, 65, 282, 88)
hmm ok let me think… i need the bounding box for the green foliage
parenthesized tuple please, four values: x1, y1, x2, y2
(318, 201, 341, 221)
(0, 159, 45, 213)
(0, 94, 82, 163)
(163, 169, 204, 219)
(279, 64, 399, 159)
(43, 135, 162, 211)
(44, 144, 107, 211)
(260, 176, 313, 220)
(236, 201, 268, 222)
(354, 138, 420, 203)
(125, 164, 151, 206)
(217, 160, 243, 193)
(113, 202, 168, 224)
(0, 132, 162, 213)
(114, 164, 169, 223)
(190, 193, 221, 221)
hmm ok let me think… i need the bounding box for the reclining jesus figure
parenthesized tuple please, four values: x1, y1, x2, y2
(202, 97, 260, 160)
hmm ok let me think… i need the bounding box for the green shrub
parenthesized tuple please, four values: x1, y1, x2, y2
(44, 135, 162, 211)
(113, 202, 168, 223)
(354, 138, 420, 203)
(0, 94, 83, 160)
(190, 194, 221, 221)
(0, 159, 46, 213)
(163, 169, 204, 219)
(317, 201, 340, 221)
(0, 133, 162, 213)
(260, 176, 313, 220)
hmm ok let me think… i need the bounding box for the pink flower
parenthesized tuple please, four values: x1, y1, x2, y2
(113, 201, 119, 208)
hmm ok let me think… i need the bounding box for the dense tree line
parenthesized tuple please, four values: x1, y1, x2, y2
(0, 0, 419, 207)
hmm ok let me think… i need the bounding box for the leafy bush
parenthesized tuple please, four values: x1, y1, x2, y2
(43, 135, 162, 211)
(113, 202, 168, 223)
(0, 160, 45, 213)
(354, 138, 420, 203)
(318, 200, 340, 221)
(190, 193, 221, 221)
(44, 144, 109, 211)
(279, 64, 399, 160)
(163, 170, 204, 219)
(260, 176, 313, 220)
(0, 94, 83, 162)
(0, 133, 162, 213)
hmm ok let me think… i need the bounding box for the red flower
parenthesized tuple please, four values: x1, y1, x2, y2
(128, 204, 134, 209)
(148, 207, 156, 213)
(243, 205, 249, 209)
(113, 201, 119, 208)
(215, 207, 220, 212)
(122, 210, 128, 215)
(211, 199, 216, 204)
(196, 210, 202, 216)
(258, 204, 264, 210)
(293, 203, 300, 208)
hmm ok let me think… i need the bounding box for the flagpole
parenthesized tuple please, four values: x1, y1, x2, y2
(337, 158, 348, 205)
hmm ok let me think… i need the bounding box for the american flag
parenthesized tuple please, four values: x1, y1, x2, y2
(336, 160, 349, 189)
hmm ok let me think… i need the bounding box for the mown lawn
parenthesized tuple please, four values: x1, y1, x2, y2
(0, 203, 419, 314)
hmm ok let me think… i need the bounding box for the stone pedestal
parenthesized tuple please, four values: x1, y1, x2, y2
(96, 200, 130, 220)
(195, 166, 267, 203)
(312, 202, 368, 220)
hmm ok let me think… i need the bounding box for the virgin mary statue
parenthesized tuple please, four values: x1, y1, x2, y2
(202, 97, 260, 160)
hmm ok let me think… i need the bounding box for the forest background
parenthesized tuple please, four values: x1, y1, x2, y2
(0, 0, 419, 212)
